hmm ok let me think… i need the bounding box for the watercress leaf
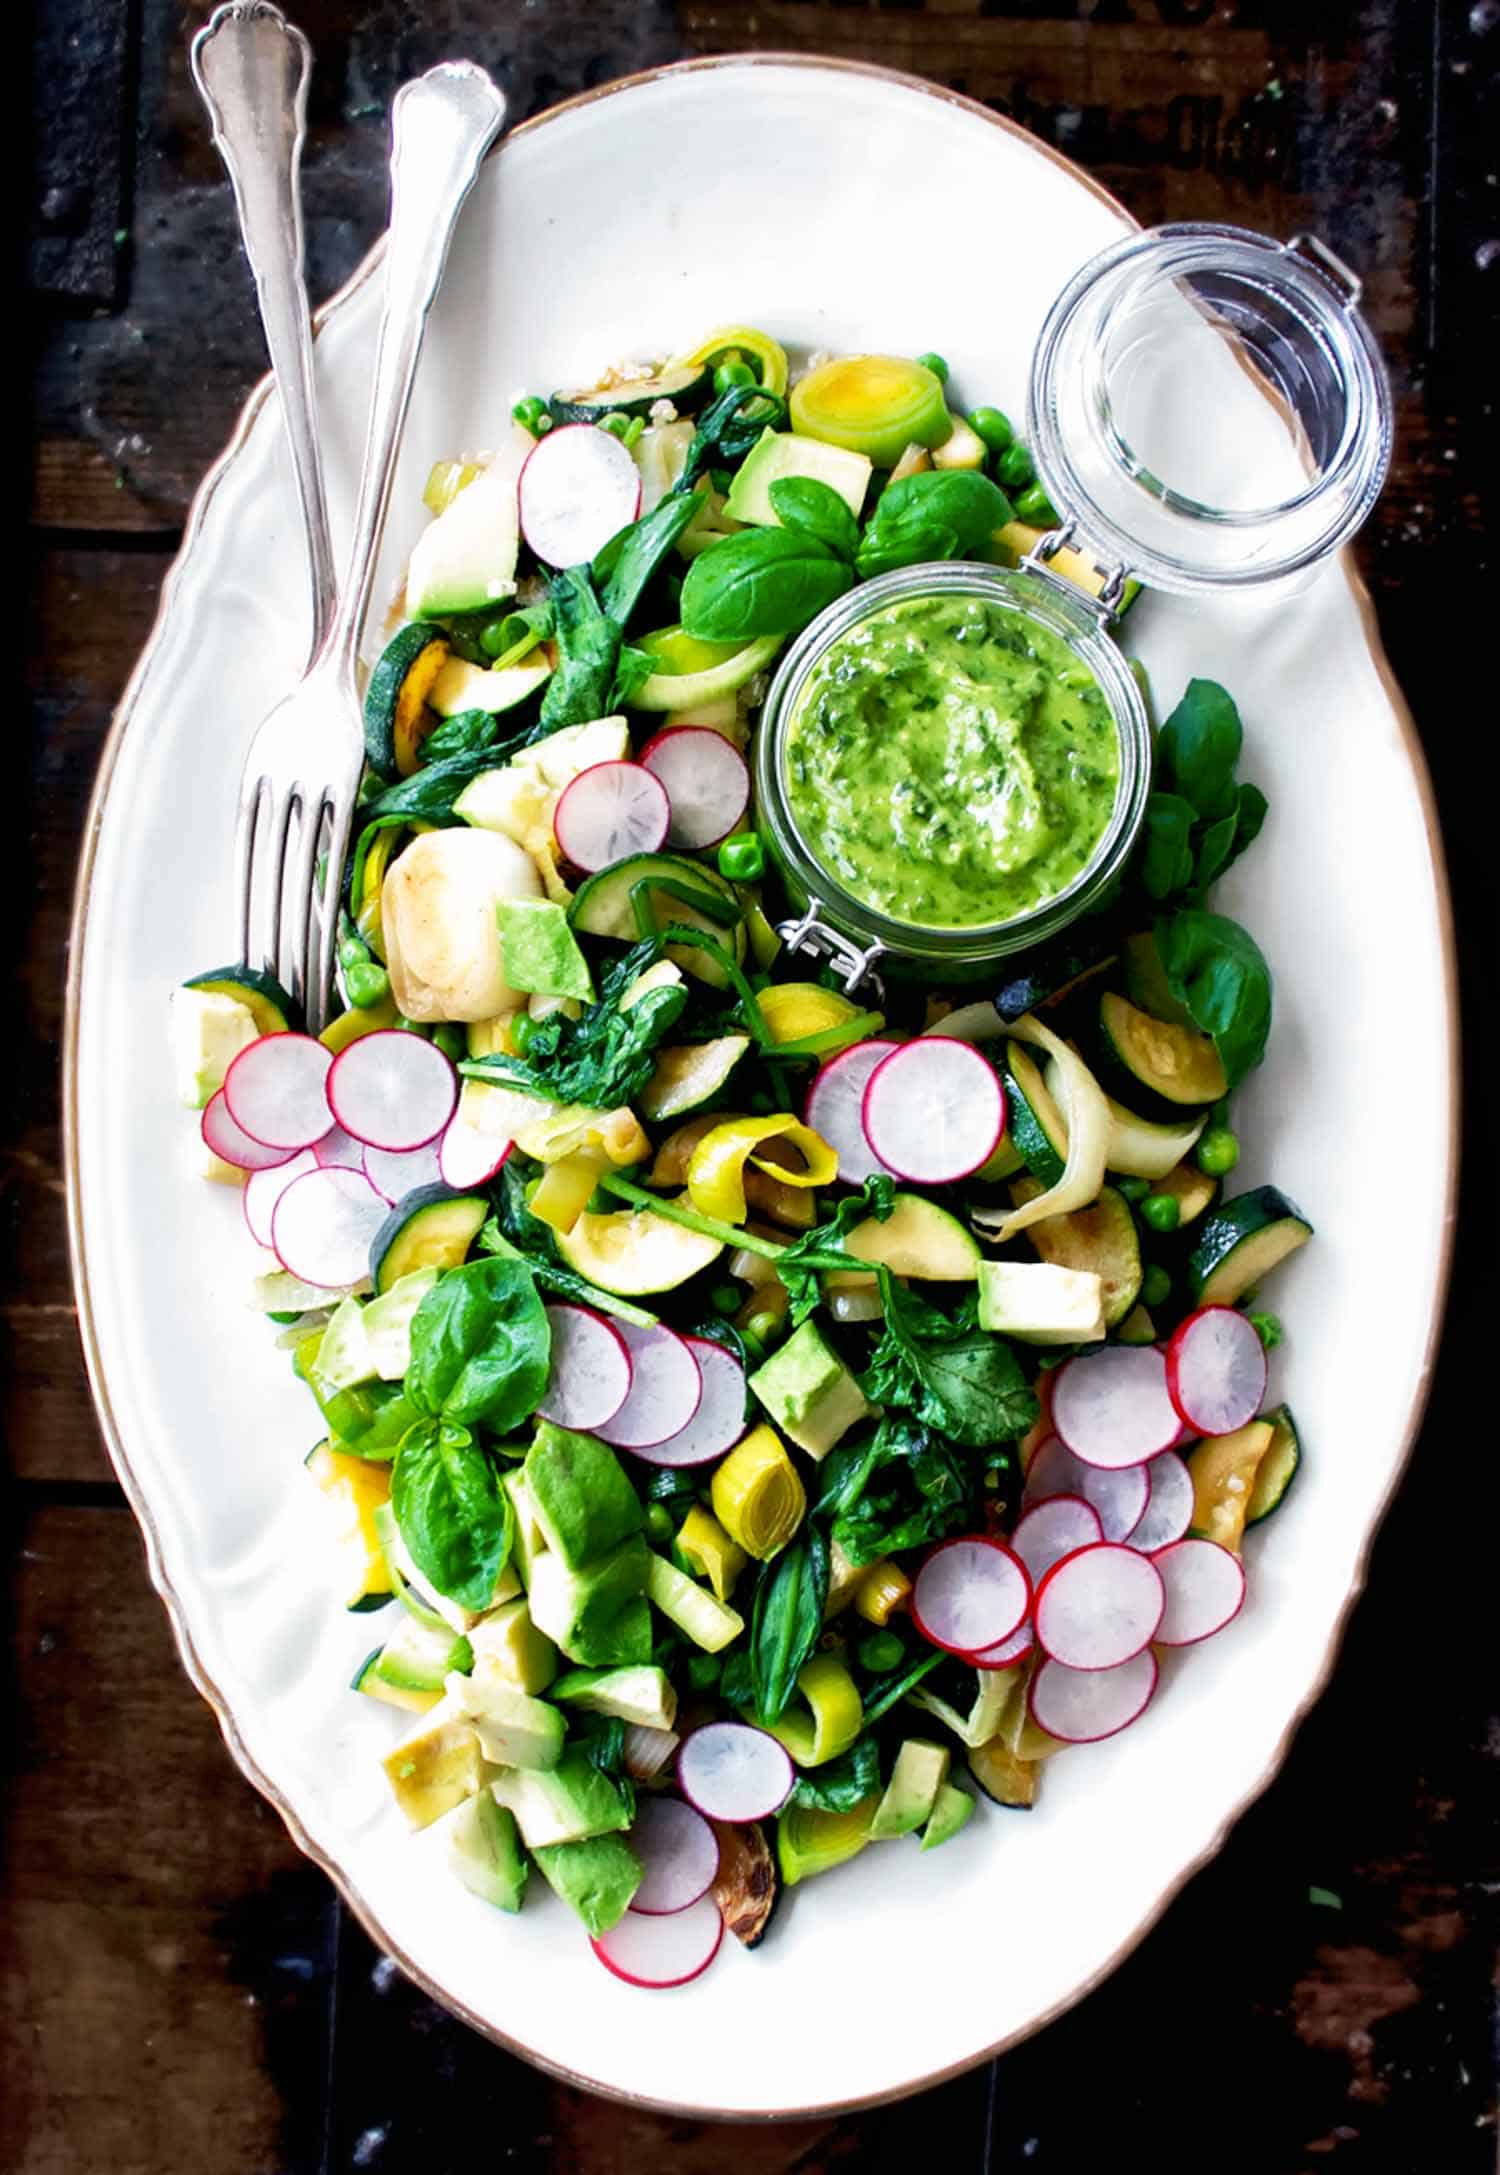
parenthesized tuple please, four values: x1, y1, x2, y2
(680, 527, 853, 642)
(860, 1274, 1038, 1448)
(391, 1417, 514, 1610)
(790, 1735, 881, 1812)
(538, 568, 621, 731)
(820, 1413, 979, 1564)
(774, 1173, 897, 1324)
(749, 1524, 829, 1724)
(417, 707, 504, 766)
(404, 1256, 552, 1432)
(464, 944, 687, 1108)
(767, 476, 860, 564)
(595, 490, 706, 627)
(1141, 792, 1200, 902)
(1156, 679, 1243, 821)
(1154, 907, 1273, 1090)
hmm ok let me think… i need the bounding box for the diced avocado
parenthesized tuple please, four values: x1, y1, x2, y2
(526, 1538, 651, 1667)
(313, 1294, 376, 1391)
(405, 432, 526, 619)
(523, 1422, 644, 1570)
(428, 653, 552, 718)
(356, 1612, 472, 1713)
(920, 1780, 976, 1851)
(467, 1596, 557, 1695)
(777, 1795, 880, 1886)
(502, 1469, 550, 1588)
(722, 427, 873, 526)
(748, 1319, 873, 1461)
(976, 1260, 1107, 1345)
(869, 1738, 951, 1842)
(644, 1552, 745, 1653)
(490, 1747, 633, 1849)
(381, 1694, 485, 1829)
(444, 1793, 529, 1912)
(930, 413, 987, 471)
(170, 987, 261, 1109)
(842, 1192, 981, 1280)
(675, 1505, 747, 1602)
(447, 1672, 564, 1770)
(360, 1268, 441, 1379)
(532, 1833, 642, 1935)
(550, 1664, 678, 1730)
(496, 898, 595, 1003)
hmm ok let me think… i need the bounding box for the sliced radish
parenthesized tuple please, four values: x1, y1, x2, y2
(1023, 1436, 1149, 1542)
(326, 1031, 457, 1152)
(803, 1039, 900, 1185)
(438, 1109, 512, 1191)
(594, 1322, 702, 1450)
(627, 1797, 721, 1916)
(270, 1165, 389, 1288)
(222, 1033, 334, 1151)
(537, 1304, 632, 1432)
(973, 1619, 1036, 1671)
(243, 1146, 319, 1247)
(638, 728, 750, 850)
(592, 1894, 724, 1989)
(1029, 1649, 1158, 1743)
(1126, 1450, 1194, 1553)
(1165, 1307, 1269, 1437)
(518, 422, 643, 569)
(1152, 1536, 1247, 1646)
(860, 1037, 1005, 1186)
(1010, 1496, 1104, 1587)
(628, 1337, 746, 1467)
(678, 1722, 794, 1824)
(201, 1088, 296, 1172)
(911, 1537, 1030, 1657)
(1034, 1542, 1165, 1670)
(553, 761, 670, 873)
(312, 1124, 367, 1171)
(1050, 1346, 1182, 1471)
(363, 1138, 445, 1204)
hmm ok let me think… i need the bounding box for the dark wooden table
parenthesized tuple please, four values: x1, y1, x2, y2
(8, 3, 1497, 2169)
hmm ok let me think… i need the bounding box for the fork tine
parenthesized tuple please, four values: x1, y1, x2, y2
(310, 793, 357, 1035)
(260, 781, 299, 995)
(279, 787, 323, 1016)
(234, 770, 268, 970)
(299, 799, 335, 1034)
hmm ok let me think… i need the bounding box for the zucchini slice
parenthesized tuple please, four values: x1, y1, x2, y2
(364, 622, 451, 777)
(994, 934, 1118, 1023)
(568, 852, 746, 989)
(548, 362, 712, 425)
(967, 1736, 1038, 1810)
(638, 1036, 751, 1123)
(1188, 1419, 1275, 1552)
(999, 1042, 1069, 1188)
(353, 1612, 473, 1712)
(1098, 990, 1228, 1113)
(183, 965, 298, 1036)
(1008, 1175, 1142, 1329)
(1187, 1186, 1313, 1306)
(1114, 1303, 1157, 1346)
(1151, 1157, 1219, 1226)
(1247, 1405, 1301, 1526)
(369, 1184, 489, 1295)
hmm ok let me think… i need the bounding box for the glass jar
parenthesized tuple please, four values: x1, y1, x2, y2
(755, 223, 1392, 989)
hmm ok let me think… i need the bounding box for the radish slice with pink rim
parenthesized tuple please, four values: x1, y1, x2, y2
(326, 1031, 457, 1152)
(639, 728, 750, 850)
(363, 1139, 445, 1204)
(201, 1088, 296, 1172)
(626, 1337, 745, 1467)
(1152, 1536, 1247, 1645)
(312, 1124, 367, 1171)
(860, 1038, 1005, 1186)
(1023, 1436, 1149, 1542)
(1010, 1495, 1104, 1587)
(803, 1039, 900, 1185)
(518, 422, 642, 568)
(627, 1798, 721, 1916)
(1050, 1345, 1182, 1470)
(911, 1537, 1030, 1657)
(592, 1894, 724, 1990)
(1165, 1306, 1268, 1437)
(271, 1165, 389, 1288)
(537, 1304, 633, 1433)
(222, 1033, 334, 1151)
(593, 1323, 702, 1450)
(973, 1619, 1035, 1671)
(1029, 1649, 1158, 1743)
(1034, 1542, 1165, 1670)
(438, 1110, 512, 1191)
(243, 1147, 319, 1247)
(1126, 1450, 1194, 1553)
(677, 1722, 795, 1823)
(553, 762, 670, 872)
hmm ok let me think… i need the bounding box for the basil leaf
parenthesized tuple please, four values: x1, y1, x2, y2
(749, 1525, 829, 1724)
(790, 1736, 880, 1812)
(1140, 792, 1199, 902)
(1191, 808, 1240, 892)
(768, 476, 860, 564)
(538, 568, 621, 731)
(860, 1275, 1037, 1448)
(1154, 907, 1273, 1089)
(1156, 678, 1243, 822)
(405, 1256, 552, 1432)
(391, 1417, 514, 1609)
(855, 509, 959, 581)
(856, 468, 1012, 578)
(1231, 780, 1269, 862)
(679, 527, 853, 642)
(595, 490, 706, 627)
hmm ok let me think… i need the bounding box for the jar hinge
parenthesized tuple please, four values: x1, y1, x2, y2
(775, 900, 887, 1000)
(1019, 520, 1132, 622)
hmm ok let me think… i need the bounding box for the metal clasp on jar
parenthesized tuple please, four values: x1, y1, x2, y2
(1017, 519, 1133, 622)
(775, 898, 887, 1000)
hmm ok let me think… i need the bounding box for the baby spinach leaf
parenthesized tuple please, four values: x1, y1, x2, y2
(360, 731, 540, 825)
(595, 490, 706, 628)
(405, 1255, 552, 1433)
(417, 707, 505, 766)
(860, 1277, 1037, 1448)
(1154, 907, 1273, 1089)
(611, 641, 658, 709)
(790, 1735, 881, 1812)
(538, 568, 621, 731)
(679, 526, 853, 642)
(859, 1648, 942, 1728)
(774, 1173, 897, 1324)
(391, 1417, 514, 1610)
(768, 476, 860, 564)
(680, 383, 789, 492)
(1155, 679, 1243, 822)
(749, 1525, 829, 1724)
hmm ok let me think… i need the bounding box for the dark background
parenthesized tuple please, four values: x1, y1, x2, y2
(7, 2, 1497, 2170)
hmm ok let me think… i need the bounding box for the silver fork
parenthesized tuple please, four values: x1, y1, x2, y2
(198, 30, 506, 1030)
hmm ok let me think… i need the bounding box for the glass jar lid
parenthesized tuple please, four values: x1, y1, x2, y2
(1027, 223, 1392, 595)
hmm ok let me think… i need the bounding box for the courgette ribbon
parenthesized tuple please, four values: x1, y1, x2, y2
(974, 1012, 1110, 1243)
(686, 1114, 837, 1225)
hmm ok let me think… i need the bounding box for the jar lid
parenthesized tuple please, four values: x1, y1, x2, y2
(1026, 224, 1392, 597)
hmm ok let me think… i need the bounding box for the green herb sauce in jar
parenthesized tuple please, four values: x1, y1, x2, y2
(782, 592, 1120, 930)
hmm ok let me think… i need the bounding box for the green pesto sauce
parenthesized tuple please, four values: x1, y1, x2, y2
(783, 593, 1120, 931)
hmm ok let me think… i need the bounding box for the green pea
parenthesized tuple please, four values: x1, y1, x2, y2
(997, 441, 1035, 491)
(1249, 1310, 1283, 1351)
(478, 618, 512, 659)
(713, 359, 756, 395)
(1013, 483, 1059, 526)
(968, 405, 1014, 454)
(717, 832, 766, 882)
(432, 1023, 466, 1062)
(645, 1503, 675, 1545)
(710, 1282, 742, 1317)
(394, 1015, 427, 1035)
(745, 1308, 783, 1350)
(858, 1630, 904, 1674)
(512, 395, 551, 435)
(619, 414, 644, 449)
(599, 410, 640, 443)
(337, 930, 369, 971)
(915, 351, 949, 384)
(1117, 1176, 1151, 1203)
(1142, 1263, 1172, 1310)
(686, 1651, 722, 1690)
(1140, 1192, 1181, 1234)
(1196, 1126, 1240, 1178)
(345, 960, 390, 1009)
(511, 1013, 540, 1057)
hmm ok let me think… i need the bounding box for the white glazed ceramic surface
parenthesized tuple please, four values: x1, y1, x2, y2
(68, 59, 1454, 2118)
